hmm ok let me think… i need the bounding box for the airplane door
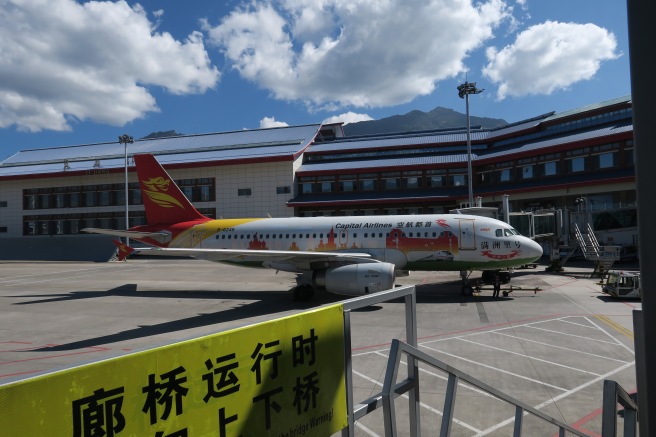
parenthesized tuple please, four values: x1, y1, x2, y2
(458, 220, 476, 250)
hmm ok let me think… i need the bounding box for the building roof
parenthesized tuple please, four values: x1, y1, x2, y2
(481, 121, 633, 161)
(542, 95, 631, 123)
(307, 128, 488, 154)
(0, 94, 634, 180)
(296, 120, 633, 175)
(0, 125, 323, 177)
(287, 187, 465, 206)
(297, 154, 471, 175)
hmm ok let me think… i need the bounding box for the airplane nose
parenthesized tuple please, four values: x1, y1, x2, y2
(525, 238, 543, 261)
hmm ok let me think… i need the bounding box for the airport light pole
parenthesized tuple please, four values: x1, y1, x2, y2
(118, 134, 134, 246)
(457, 81, 484, 207)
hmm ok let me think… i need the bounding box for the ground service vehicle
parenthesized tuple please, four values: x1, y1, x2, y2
(601, 270, 641, 299)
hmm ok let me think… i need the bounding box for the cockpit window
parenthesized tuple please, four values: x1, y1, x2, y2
(495, 229, 503, 237)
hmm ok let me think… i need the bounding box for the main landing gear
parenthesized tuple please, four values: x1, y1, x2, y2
(461, 270, 512, 296)
(481, 270, 511, 284)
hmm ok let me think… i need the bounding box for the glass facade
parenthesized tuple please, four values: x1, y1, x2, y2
(21, 179, 215, 236)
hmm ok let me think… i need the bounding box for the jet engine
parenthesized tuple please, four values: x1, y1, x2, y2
(313, 262, 396, 296)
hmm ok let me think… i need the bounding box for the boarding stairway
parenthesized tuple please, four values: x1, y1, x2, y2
(548, 223, 620, 275)
(574, 223, 620, 276)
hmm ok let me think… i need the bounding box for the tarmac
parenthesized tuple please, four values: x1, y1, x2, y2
(0, 258, 640, 436)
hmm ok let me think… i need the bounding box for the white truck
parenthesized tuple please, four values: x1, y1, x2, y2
(601, 270, 641, 299)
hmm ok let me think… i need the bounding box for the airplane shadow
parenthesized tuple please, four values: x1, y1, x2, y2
(15, 284, 343, 352)
(15, 274, 540, 352)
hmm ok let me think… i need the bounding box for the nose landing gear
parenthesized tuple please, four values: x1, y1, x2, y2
(460, 271, 474, 296)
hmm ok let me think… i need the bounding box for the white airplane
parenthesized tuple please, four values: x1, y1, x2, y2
(83, 154, 543, 300)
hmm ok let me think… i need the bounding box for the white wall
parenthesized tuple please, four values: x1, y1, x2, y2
(0, 158, 299, 238)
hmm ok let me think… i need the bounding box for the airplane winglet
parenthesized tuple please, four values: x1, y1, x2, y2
(113, 240, 136, 261)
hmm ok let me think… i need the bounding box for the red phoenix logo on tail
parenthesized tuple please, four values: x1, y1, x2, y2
(142, 177, 185, 209)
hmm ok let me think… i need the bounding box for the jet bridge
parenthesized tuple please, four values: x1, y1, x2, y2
(508, 210, 561, 240)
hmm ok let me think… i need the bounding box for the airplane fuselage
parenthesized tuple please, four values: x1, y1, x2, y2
(135, 214, 543, 272)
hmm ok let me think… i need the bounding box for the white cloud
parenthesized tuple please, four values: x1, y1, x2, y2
(482, 21, 620, 100)
(0, 0, 219, 132)
(259, 116, 289, 128)
(206, 0, 511, 110)
(323, 112, 373, 125)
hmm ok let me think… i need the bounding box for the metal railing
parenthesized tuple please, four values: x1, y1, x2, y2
(341, 285, 419, 437)
(602, 380, 638, 437)
(381, 339, 592, 437)
(337, 285, 596, 436)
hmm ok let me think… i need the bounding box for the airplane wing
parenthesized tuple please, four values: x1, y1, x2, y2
(141, 247, 376, 270)
(82, 228, 171, 244)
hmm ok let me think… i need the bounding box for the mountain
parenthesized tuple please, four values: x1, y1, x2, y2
(343, 107, 507, 136)
(141, 130, 183, 140)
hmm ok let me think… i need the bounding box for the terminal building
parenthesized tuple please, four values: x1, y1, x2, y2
(0, 95, 636, 253)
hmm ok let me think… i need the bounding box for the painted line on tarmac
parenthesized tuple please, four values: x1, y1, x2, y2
(473, 360, 635, 436)
(492, 331, 632, 364)
(456, 337, 602, 376)
(355, 421, 381, 437)
(593, 314, 634, 340)
(523, 325, 621, 345)
(557, 317, 600, 329)
(419, 344, 568, 391)
(373, 350, 498, 400)
(586, 316, 634, 354)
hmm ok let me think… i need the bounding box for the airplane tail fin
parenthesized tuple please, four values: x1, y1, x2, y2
(113, 239, 135, 261)
(133, 154, 208, 225)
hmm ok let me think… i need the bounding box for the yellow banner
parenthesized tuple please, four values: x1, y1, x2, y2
(0, 304, 347, 436)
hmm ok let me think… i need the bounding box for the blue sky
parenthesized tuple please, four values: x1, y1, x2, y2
(0, 0, 630, 161)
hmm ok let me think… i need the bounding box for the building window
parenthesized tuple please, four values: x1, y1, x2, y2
(403, 171, 422, 189)
(598, 152, 615, 169)
(428, 174, 445, 187)
(521, 165, 535, 179)
(499, 168, 511, 182)
(567, 157, 585, 172)
(39, 193, 50, 209)
(541, 161, 558, 176)
(53, 193, 65, 208)
(276, 186, 291, 194)
(238, 188, 252, 196)
(300, 182, 314, 194)
(359, 174, 378, 191)
(339, 180, 356, 192)
(382, 172, 401, 190)
(319, 181, 334, 193)
(68, 192, 80, 208)
(450, 174, 466, 186)
(448, 169, 467, 186)
(98, 190, 111, 207)
(199, 185, 212, 201)
(84, 191, 97, 207)
(177, 178, 215, 202)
